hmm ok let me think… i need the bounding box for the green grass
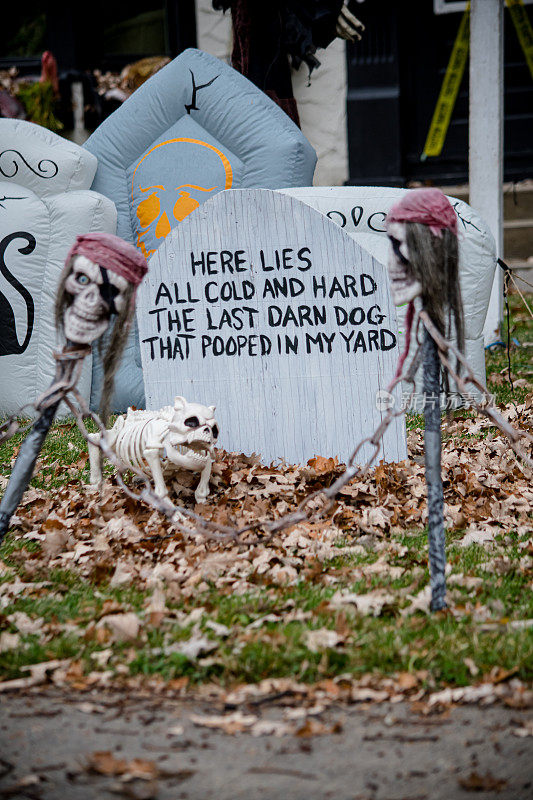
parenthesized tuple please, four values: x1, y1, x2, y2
(1, 522, 531, 687)
(0, 291, 531, 690)
(0, 419, 94, 490)
(402, 290, 532, 432)
(484, 290, 533, 405)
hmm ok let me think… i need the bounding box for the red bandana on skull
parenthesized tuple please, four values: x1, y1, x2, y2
(65, 232, 148, 289)
(386, 188, 458, 239)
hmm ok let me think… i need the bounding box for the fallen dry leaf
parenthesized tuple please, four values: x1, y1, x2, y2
(250, 719, 293, 737)
(86, 751, 159, 787)
(460, 528, 497, 547)
(330, 589, 394, 616)
(458, 771, 507, 791)
(395, 672, 419, 690)
(7, 611, 44, 634)
(0, 631, 20, 652)
(307, 455, 339, 474)
(97, 613, 141, 643)
(304, 628, 342, 652)
(511, 719, 533, 737)
(110, 561, 136, 586)
(123, 759, 158, 780)
(87, 751, 129, 776)
(0, 659, 70, 692)
(190, 711, 257, 734)
(351, 687, 389, 703)
(166, 636, 217, 660)
(401, 586, 432, 616)
(428, 684, 496, 706)
(296, 718, 342, 737)
(168, 724, 185, 736)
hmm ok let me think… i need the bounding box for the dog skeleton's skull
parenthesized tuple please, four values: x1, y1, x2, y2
(164, 396, 219, 471)
(63, 254, 129, 344)
(386, 222, 422, 306)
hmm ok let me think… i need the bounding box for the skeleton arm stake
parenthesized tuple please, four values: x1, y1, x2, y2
(0, 345, 89, 543)
(0, 233, 147, 545)
(385, 189, 466, 612)
(422, 329, 447, 611)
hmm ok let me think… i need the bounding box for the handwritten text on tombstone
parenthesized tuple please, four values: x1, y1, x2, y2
(137, 190, 406, 465)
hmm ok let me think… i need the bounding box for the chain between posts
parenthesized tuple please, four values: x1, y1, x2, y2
(1, 312, 532, 544)
(418, 311, 533, 471)
(64, 341, 417, 545)
(74, 316, 422, 542)
(0, 328, 422, 545)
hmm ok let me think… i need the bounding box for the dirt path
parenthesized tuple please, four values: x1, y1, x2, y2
(0, 691, 531, 799)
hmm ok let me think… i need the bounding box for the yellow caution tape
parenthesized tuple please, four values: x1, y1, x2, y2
(421, 3, 470, 160)
(506, 0, 533, 80)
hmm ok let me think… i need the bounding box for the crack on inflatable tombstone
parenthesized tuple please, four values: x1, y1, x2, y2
(185, 70, 219, 115)
(452, 201, 481, 233)
(0, 149, 59, 180)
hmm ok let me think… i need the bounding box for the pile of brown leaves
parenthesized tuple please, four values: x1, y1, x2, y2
(4, 399, 531, 585)
(0, 398, 531, 701)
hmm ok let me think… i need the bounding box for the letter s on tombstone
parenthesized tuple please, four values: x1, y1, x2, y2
(297, 247, 312, 271)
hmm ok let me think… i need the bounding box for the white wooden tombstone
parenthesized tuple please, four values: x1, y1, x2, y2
(137, 189, 407, 465)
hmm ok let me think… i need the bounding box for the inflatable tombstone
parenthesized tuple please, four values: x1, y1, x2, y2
(136, 189, 407, 466)
(280, 187, 497, 393)
(0, 119, 116, 416)
(85, 48, 317, 412)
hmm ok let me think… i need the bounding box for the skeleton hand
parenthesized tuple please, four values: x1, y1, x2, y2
(336, 3, 365, 42)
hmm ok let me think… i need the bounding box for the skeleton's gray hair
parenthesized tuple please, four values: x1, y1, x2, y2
(405, 222, 465, 390)
(99, 285, 135, 425)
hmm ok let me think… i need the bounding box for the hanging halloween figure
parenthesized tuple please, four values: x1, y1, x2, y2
(0, 232, 148, 543)
(212, 1, 364, 125)
(386, 188, 464, 612)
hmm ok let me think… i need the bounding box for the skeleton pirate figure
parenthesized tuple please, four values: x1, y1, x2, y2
(386, 188, 464, 611)
(0, 232, 147, 541)
(55, 232, 148, 422)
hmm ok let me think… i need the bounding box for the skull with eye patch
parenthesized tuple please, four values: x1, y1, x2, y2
(63, 254, 130, 344)
(55, 232, 147, 425)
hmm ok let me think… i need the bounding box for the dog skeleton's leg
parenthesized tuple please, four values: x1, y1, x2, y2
(87, 433, 103, 485)
(144, 446, 168, 497)
(194, 457, 213, 504)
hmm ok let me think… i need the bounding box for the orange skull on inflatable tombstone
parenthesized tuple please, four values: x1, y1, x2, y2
(130, 137, 234, 259)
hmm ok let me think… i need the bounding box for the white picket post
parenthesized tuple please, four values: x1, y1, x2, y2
(469, 0, 504, 345)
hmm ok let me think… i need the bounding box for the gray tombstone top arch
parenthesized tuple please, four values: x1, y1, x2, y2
(136, 189, 407, 466)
